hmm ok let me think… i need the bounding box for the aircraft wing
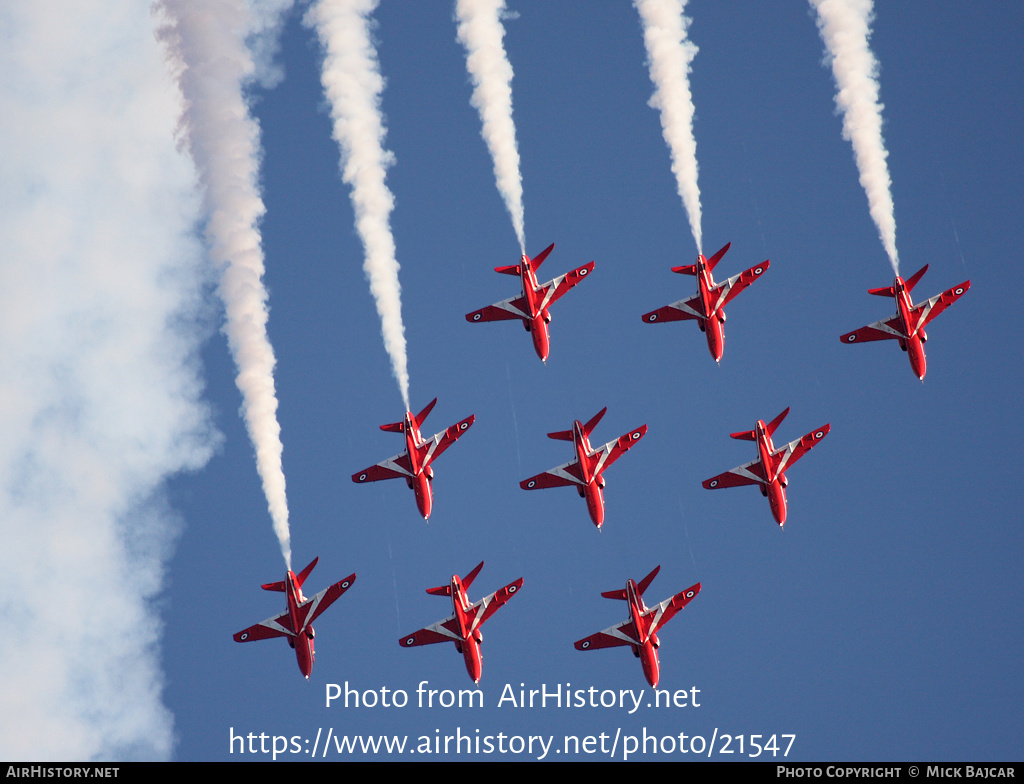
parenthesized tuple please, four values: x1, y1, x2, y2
(419, 415, 475, 469)
(575, 619, 640, 650)
(709, 261, 770, 311)
(538, 262, 595, 309)
(520, 459, 585, 490)
(770, 425, 830, 476)
(840, 314, 905, 344)
(591, 425, 648, 474)
(466, 295, 530, 323)
(399, 616, 464, 647)
(642, 293, 703, 323)
(702, 457, 767, 489)
(352, 452, 414, 483)
(645, 583, 701, 636)
(300, 574, 356, 629)
(909, 280, 970, 332)
(468, 578, 524, 631)
(234, 610, 295, 643)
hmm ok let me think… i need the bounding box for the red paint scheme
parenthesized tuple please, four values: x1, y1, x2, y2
(575, 566, 700, 688)
(702, 408, 830, 527)
(642, 242, 769, 362)
(840, 265, 970, 380)
(466, 243, 595, 362)
(233, 557, 355, 680)
(352, 398, 474, 520)
(399, 562, 523, 684)
(520, 408, 647, 529)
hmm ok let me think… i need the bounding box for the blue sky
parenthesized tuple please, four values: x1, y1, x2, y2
(3, 0, 1021, 762)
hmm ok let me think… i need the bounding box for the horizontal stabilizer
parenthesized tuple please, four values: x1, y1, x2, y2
(494, 264, 521, 276)
(868, 286, 895, 297)
(637, 565, 661, 596)
(730, 430, 756, 441)
(426, 585, 452, 597)
(295, 557, 318, 589)
(705, 242, 732, 272)
(380, 421, 405, 433)
(530, 243, 555, 270)
(547, 429, 574, 441)
(601, 588, 628, 600)
(261, 580, 286, 592)
(905, 264, 929, 293)
(463, 561, 485, 591)
(671, 264, 697, 276)
(583, 407, 607, 438)
(766, 407, 790, 437)
(415, 398, 438, 427)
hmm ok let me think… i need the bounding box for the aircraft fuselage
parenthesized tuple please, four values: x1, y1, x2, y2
(450, 576, 484, 683)
(573, 420, 606, 528)
(284, 570, 315, 679)
(403, 414, 434, 520)
(520, 257, 553, 362)
(695, 255, 726, 362)
(754, 421, 788, 526)
(892, 276, 928, 380)
(626, 579, 660, 687)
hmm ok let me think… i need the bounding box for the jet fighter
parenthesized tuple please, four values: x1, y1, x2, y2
(352, 398, 474, 520)
(399, 562, 523, 684)
(840, 265, 970, 380)
(642, 242, 769, 362)
(702, 408, 829, 527)
(575, 567, 700, 688)
(519, 407, 647, 528)
(465, 243, 594, 362)
(233, 557, 355, 680)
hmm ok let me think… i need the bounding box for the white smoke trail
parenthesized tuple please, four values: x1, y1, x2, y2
(455, 0, 526, 255)
(306, 0, 412, 412)
(0, 3, 217, 758)
(635, 0, 703, 254)
(810, 0, 899, 274)
(158, 0, 294, 569)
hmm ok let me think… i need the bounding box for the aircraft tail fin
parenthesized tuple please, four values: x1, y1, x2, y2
(530, 243, 555, 271)
(262, 558, 319, 592)
(636, 565, 661, 596)
(494, 264, 521, 276)
(415, 398, 438, 428)
(671, 264, 697, 276)
(462, 561, 485, 591)
(547, 429, 574, 441)
(905, 264, 929, 293)
(766, 407, 791, 437)
(705, 242, 732, 272)
(582, 407, 608, 438)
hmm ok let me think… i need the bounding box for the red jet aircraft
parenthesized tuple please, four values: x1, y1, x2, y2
(465, 243, 594, 362)
(840, 265, 970, 380)
(399, 562, 523, 684)
(233, 557, 355, 680)
(519, 407, 647, 529)
(642, 242, 769, 363)
(352, 398, 474, 520)
(702, 408, 830, 527)
(575, 567, 701, 688)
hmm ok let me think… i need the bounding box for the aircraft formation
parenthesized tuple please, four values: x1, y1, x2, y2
(229, 5, 972, 689)
(232, 235, 969, 685)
